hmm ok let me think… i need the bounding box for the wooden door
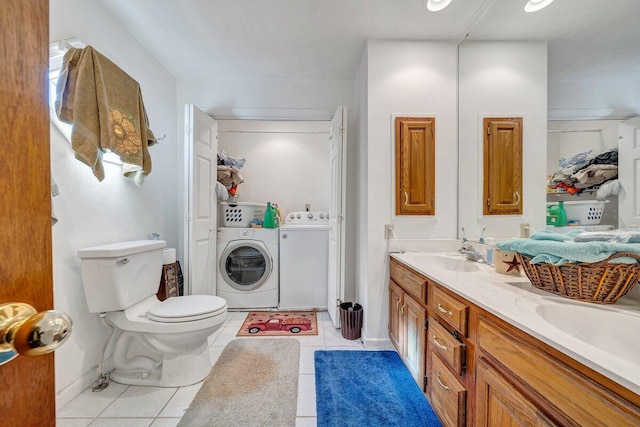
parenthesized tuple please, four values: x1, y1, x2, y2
(403, 293, 426, 390)
(483, 117, 523, 215)
(388, 281, 404, 353)
(476, 358, 554, 427)
(0, 1, 56, 425)
(395, 117, 436, 215)
(184, 105, 217, 295)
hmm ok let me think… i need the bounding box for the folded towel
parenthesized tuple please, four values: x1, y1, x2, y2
(497, 230, 640, 265)
(56, 46, 156, 185)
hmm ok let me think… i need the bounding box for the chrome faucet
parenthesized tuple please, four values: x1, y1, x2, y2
(459, 241, 485, 263)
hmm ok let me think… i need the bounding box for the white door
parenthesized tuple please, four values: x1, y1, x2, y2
(184, 105, 218, 295)
(618, 116, 640, 228)
(328, 106, 347, 327)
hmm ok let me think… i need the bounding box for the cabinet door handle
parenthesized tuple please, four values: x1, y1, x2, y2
(403, 191, 408, 206)
(437, 304, 452, 316)
(436, 374, 451, 393)
(432, 335, 448, 351)
(396, 299, 401, 311)
(400, 304, 406, 315)
(514, 191, 521, 206)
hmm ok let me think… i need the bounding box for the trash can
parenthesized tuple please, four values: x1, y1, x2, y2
(339, 302, 363, 340)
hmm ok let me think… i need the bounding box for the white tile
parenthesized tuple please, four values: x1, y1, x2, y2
(57, 382, 128, 418)
(150, 419, 181, 427)
(225, 311, 249, 327)
(296, 374, 317, 417)
(89, 419, 153, 427)
(293, 326, 326, 347)
(209, 345, 224, 365)
(100, 386, 177, 418)
(158, 382, 203, 418)
(209, 325, 243, 347)
(55, 419, 93, 427)
(324, 326, 365, 348)
(296, 417, 318, 427)
(299, 346, 319, 374)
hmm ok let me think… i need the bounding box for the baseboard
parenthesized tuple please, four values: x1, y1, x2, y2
(56, 357, 114, 411)
(362, 334, 394, 350)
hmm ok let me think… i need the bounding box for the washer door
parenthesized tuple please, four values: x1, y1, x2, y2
(219, 241, 273, 292)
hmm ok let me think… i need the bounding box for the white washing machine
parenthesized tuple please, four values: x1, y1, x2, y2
(279, 211, 329, 310)
(216, 227, 279, 309)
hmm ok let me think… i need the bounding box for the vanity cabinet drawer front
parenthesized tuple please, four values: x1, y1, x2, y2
(431, 353, 467, 427)
(477, 317, 640, 426)
(429, 317, 465, 375)
(432, 287, 468, 335)
(390, 258, 426, 302)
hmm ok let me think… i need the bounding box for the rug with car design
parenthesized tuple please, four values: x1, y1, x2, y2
(237, 311, 318, 336)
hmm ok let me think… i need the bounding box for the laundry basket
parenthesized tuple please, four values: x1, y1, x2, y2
(219, 202, 266, 228)
(562, 200, 609, 225)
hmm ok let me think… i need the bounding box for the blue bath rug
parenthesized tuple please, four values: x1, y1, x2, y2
(314, 350, 442, 427)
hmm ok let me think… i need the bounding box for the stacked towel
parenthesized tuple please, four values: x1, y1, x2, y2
(55, 46, 157, 185)
(497, 230, 640, 265)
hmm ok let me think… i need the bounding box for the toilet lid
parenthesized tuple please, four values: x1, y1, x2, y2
(147, 295, 227, 323)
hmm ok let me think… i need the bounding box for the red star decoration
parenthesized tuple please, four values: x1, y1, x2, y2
(504, 255, 521, 273)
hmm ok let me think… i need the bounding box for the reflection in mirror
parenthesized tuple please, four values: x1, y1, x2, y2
(458, 0, 640, 240)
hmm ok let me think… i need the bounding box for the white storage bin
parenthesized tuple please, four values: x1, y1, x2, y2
(219, 202, 266, 227)
(563, 200, 609, 225)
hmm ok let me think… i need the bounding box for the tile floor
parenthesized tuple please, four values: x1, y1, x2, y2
(56, 311, 370, 427)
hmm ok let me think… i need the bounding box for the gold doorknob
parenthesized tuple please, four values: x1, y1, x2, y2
(0, 302, 72, 366)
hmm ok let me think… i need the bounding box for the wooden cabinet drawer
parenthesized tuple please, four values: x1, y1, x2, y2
(390, 258, 427, 302)
(477, 317, 640, 426)
(431, 353, 466, 427)
(432, 286, 468, 335)
(429, 318, 465, 375)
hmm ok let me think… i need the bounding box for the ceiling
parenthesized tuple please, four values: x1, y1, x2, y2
(99, 0, 640, 81)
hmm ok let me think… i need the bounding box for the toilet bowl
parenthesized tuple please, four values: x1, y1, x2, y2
(78, 240, 228, 387)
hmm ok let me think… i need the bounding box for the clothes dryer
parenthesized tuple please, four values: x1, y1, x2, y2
(216, 227, 279, 309)
(279, 211, 329, 310)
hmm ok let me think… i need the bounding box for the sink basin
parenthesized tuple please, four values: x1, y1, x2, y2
(400, 253, 480, 272)
(535, 303, 640, 362)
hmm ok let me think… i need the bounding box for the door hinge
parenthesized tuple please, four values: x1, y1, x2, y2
(185, 125, 192, 135)
(487, 126, 491, 135)
(339, 127, 345, 136)
(424, 319, 429, 330)
(424, 375, 428, 389)
(336, 298, 342, 307)
(486, 198, 491, 206)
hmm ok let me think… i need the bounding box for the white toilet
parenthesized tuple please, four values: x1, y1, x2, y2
(78, 240, 227, 387)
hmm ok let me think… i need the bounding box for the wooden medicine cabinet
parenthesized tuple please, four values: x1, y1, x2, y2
(483, 117, 523, 215)
(395, 117, 436, 216)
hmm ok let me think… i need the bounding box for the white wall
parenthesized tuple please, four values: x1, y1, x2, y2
(362, 41, 459, 346)
(458, 41, 548, 239)
(549, 79, 640, 120)
(217, 120, 330, 219)
(50, 0, 178, 406)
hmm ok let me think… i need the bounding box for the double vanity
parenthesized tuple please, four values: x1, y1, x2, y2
(388, 251, 640, 426)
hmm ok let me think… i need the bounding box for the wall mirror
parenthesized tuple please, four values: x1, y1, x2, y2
(458, 0, 640, 240)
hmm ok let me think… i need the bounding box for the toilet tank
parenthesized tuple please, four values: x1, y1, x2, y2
(78, 240, 166, 313)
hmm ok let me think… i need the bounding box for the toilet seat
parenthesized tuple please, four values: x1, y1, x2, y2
(147, 295, 227, 323)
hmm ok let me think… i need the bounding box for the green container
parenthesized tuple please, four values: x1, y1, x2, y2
(546, 201, 567, 227)
(263, 202, 280, 228)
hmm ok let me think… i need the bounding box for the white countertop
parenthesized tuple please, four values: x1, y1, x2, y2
(390, 251, 640, 396)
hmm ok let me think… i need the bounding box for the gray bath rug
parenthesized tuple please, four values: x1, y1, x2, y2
(178, 338, 300, 426)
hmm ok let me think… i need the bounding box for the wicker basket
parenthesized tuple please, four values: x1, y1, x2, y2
(516, 252, 640, 304)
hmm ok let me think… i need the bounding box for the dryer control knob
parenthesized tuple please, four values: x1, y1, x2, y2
(289, 214, 294, 220)
(296, 213, 301, 219)
(319, 213, 324, 219)
(307, 212, 314, 219)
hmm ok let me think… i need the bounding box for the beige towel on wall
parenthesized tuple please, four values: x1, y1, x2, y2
(55, 46, 157, 185)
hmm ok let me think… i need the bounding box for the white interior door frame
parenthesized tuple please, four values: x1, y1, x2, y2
(618, 116, 640, 228)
